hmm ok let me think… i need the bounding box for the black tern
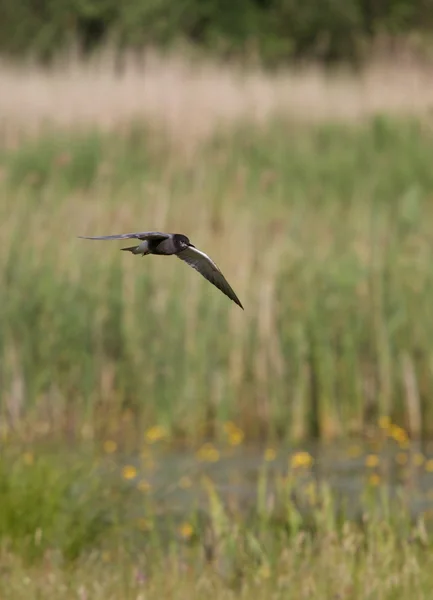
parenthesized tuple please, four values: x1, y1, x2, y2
(79, 231, 244, 309)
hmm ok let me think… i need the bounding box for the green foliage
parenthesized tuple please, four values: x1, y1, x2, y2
(0, 0, 432, 64)
(0, 444, 424, 558)
(0, 444, 432, 600)
(0, 450, 128, 563)
(2, 132, 103, 190)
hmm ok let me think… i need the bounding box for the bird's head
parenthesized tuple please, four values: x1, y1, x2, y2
(173, 234, 194, 249)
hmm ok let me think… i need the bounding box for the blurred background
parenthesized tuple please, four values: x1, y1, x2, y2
(3, 2, 433, 596)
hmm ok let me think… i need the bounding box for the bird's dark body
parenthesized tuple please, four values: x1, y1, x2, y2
(78, 230, 243, 309)
(149, 234, 191, 255)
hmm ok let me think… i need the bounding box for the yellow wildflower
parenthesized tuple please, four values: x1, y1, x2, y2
(258, 564, 271, 579)
(228, 429, 244, 446)
(413, 453, 425, 467)
(290, 451, 314, 469)
(389, 425, 409, 445)
(137, 479, 151, 492)
(365, 454, 379, 468)
(223, 421, 237, 433)
(347, 445, 362, 458)
(178, 522, 194, 539)
(103, 440, 117, 454)
(223, 421, 245, 446)
(378, 416, 391, 430)
(264, 447, 277, 462)
(145, 425, 168, 444)
(425, 459, 433, 472)
(196, 443, 220, 463)
(368, 473, 381, 486)
(122, 465, 138, 480)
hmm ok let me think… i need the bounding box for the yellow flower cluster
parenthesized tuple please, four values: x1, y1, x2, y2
(290, 451, 314, 469)
(378, 416, 409, 447)
(178, 522, 194, 539)
(122, 465, 137, 480)
(144, 425, 168, 444)
(196, 443, 220, 462)
(103, 440, 117, 454)
(223, 421, 245, 446)
(137, 479, 151, 492)
(264, 447, 277, 462)
(365, 454, 379, 468)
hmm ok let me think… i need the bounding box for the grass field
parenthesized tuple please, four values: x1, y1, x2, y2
(4, 507, 433, 600)
(1, 437, 433, 600)
(2, 114, 433, 443)
(0, 115, 431, 443)
(3, 52, 433, 598)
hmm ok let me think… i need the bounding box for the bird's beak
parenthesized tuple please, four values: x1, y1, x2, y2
(188, 244, 196, 248)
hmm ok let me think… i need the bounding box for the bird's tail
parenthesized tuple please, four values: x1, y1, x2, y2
(121, 245, 146, 255)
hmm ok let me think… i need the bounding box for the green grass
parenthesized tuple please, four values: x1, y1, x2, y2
(4, 535, 432, 599)
(1, 116, 433, 444)
(1, 442, 433, 599)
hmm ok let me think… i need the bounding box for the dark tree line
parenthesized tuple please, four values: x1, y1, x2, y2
(0, 0, 432, 64)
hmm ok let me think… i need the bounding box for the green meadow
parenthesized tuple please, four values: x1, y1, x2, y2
(3, 65, 433, 595)
(2, 437, 433, 600)
(1, 116, 433, 444)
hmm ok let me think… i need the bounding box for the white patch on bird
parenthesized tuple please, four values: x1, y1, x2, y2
(189, 246, 219, 270)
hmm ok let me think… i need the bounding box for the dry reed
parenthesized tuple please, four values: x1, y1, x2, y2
(1, 50, 433, 150)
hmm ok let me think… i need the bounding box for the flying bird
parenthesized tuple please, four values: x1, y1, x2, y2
(79, 231, 244, 309)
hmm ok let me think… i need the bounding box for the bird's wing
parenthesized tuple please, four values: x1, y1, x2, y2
(176, 246, 244, 309)
(78, 231, 170, 241)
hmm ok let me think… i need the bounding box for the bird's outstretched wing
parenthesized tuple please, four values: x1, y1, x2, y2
(177, 246, 244, 309)
(78, 231, 170, 241)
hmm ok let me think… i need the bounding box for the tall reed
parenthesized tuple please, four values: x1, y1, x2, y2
(1, 116, 433, 442)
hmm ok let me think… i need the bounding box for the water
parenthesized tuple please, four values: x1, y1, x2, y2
(105, 438, 433, 523)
